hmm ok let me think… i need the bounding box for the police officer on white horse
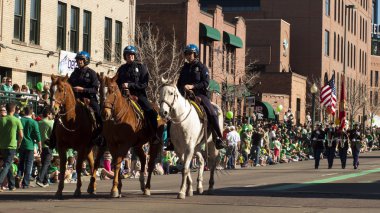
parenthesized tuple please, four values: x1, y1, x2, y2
(165, 44, 226, 150)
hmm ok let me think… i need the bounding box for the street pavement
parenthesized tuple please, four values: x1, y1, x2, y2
(1, 151, 380, 213)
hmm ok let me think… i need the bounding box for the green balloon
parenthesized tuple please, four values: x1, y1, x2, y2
(36, 82, 43, 91)
(247, 124, 253, 131)
(226, 111, 233, 119)
(276, 104, 283, 112)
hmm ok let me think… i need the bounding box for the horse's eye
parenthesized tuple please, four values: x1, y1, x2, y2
(170, 92, 174, 95)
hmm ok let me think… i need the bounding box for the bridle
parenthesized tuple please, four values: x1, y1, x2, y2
(51, 83, 76, 132)
(159, 86, 192, 124)
(102, 85, 129, 122)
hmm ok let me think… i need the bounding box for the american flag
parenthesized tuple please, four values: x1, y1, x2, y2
(320, 73, 337, 115)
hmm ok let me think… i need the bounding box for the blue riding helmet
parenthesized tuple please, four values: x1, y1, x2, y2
(75, 51, 90, 65)
(184, 44, 199, 57)
(123, 45, 138, 56)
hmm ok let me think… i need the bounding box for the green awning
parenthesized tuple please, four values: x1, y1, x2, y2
(208, 79, 221, 93)
(200, 23, 221, 41)
(262, 102, 276, 120)
(254, 101, 276, 120)
(223, 32, 243, 48)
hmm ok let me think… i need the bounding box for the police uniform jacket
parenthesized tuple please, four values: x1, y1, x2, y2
(116, 61, 149, 97)
(68, 67, 99, 101)
(311, 129, 326, 149)
(177, 60, 209, 97)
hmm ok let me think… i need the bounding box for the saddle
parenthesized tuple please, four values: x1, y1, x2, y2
(78, 98, 97, 130)
(185, 91, 206, 123)
(122, 89, 144, 120)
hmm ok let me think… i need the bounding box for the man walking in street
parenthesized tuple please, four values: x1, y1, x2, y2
(251, 126, 264, 167)
(17, 106, 41, 188)
(349, 123, 362, 169)
(0, 103, 23, 192)
(226, 126, 240, 169)
(36, 108, 54, 187)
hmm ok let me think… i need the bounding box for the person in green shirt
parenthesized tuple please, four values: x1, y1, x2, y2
(36, 108, 54, 187)
(17, 106, 41, 189)
(0, 103, 23, 192)
(0, 77, 13, 92)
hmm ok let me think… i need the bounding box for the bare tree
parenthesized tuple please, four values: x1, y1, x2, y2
(135, 21, 183, 102)
(367, 87, 380, 129)
(347, 85, 365, 126)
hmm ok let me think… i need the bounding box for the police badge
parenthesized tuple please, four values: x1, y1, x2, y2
(135, 67, 139, 73)
(85, 72, 90, 78)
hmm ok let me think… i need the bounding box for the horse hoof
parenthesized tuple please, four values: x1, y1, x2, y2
(144, 189, 151, 196)
(207, 189, 215, 195)
(177, 192, 186, 199)
(74, 190, 81, 197)
(197, 188, 204, 195)
(111, 191, 120, 198)
(55, 192, 63, 200)
(186, 190, 193, 197)
(87, 188, 96, 195)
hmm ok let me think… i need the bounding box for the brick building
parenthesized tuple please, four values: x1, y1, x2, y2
(201, 0, 372, 123)
(136, 0, 246, 119)
(0, 0, 135, 87)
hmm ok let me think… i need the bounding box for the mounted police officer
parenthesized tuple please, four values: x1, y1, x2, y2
(325, 124, 336, 169)
(349, 123, 362, 169)
(311, 122, 326, 169)
(165, 44, 226, 151)
(68, 51, 103, 144)
(335, 127, 349, 169)
(115, 45, 159, 140)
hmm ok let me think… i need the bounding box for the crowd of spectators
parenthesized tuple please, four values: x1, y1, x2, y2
(1, 76, 379, 192)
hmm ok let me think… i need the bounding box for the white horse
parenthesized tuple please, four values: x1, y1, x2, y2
(159, 81, 222, 199)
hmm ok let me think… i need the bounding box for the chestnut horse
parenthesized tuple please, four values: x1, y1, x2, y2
(98, 74, 165, 198)
(50, 74, 100, 199)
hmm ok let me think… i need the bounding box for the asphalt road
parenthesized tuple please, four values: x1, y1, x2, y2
(1, 151, 380, 213)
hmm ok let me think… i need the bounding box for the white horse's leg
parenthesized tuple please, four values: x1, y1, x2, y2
(178, 148, 193, 199)
(207, 143, 218, 195)
(195, 151, 204, 194)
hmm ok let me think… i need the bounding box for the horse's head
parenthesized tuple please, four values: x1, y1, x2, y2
(100, 74, 121, 121)
(50, 74, 70, 115)
(159, 78, 179, 120)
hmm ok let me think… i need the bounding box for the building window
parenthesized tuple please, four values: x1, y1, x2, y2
(83, 10, 91, 53)
(325, 0, 330, 16)
(30, 0, 41, 45)
(324, 30, 330, 56)
(341, 37, 343, 63)
(333, 32, 336, 59)
(371, 70, 373, 86)
(70, 6, 79, 53)
(104, 17, 112, 61)
(14, 0, 25, 41)
(57, 2, 67, 50)
(115, 21, 122, 63)
(26, 71, 42, 91)
(347, 41, 350, 66)
(338, 0, 341, 23)
(334, 0, 337, 21)
(337, 34, 340, 61)
(354, 45, 356, 69)
(376, 71, 379, 87)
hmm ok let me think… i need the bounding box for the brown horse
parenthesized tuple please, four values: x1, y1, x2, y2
(50, 74, 100, 199)
(99, 74, 165, 198)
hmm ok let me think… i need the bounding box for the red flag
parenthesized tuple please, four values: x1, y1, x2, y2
(339, 74, 346, 130)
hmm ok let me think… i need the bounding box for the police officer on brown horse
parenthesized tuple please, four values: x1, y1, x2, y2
(115, 45, 159, 140)
(165, 44, 226, 150)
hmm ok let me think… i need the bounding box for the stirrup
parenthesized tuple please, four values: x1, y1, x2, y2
(164, 141, 174, 151)
(215, 138, 226, 150)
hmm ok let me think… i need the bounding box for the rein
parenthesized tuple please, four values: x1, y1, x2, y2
(103, 89, 130, 123)
(52, 84, 77, 132)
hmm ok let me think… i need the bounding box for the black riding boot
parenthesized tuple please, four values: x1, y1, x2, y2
(147, 110, 160, 143)
(93, 113, 105, 147)
(209, 115, 227, 150)
(164, 122, 174, 151)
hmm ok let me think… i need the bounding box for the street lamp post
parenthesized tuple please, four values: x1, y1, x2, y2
(362, 96, 367, 134)
(310, 83, 318, 130)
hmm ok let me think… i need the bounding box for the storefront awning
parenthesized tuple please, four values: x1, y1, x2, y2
(208, 79, 221, 93)
(223, 32, 243, 48)
(254, 101, 276, 120)
(200, 23, 221, 41)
